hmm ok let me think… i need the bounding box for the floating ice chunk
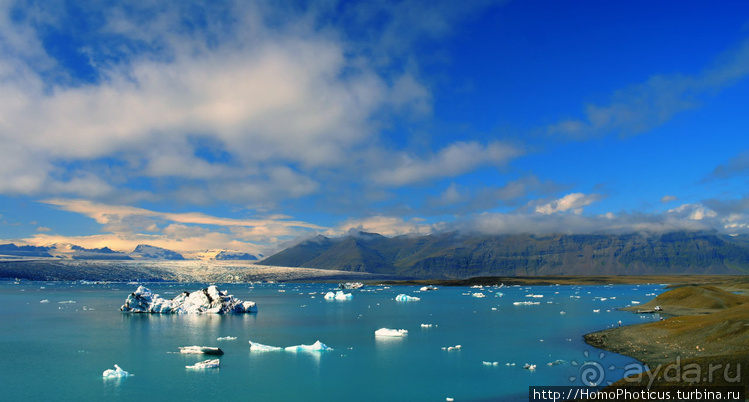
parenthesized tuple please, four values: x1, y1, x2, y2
(525, 294, 543, 298)
(120, 285, 257, 314)
(443, 345, 461, 351)
(420, 323, 433, 328)
(523, 363, 537, 370)
(420, 286, 438, 291)
(102, 364, 131, 378)
(483, 361, 500, 366)
(547, 359, 566, 366)
(495, 292, 504, 297)
(58, 300, 76, 304)
(560, 311, 566, 315)
(631, 301, 640, 304)
(513, 301, 540, 306)
(324, 291, 353, 300)
(186, 359, 220, 369)
(284, 340, 333, 352)
(395, 294, 420, 301)
(179, 346, 224, 355)
(472, 293, 486, 298)
(375, 328, 408, 337)
(217, 336, 237, 341)
(40, 299, 49, 303)
(249, 341, 282, 352)
(593, 309, 600, 313)
(505, 362, 516, 366)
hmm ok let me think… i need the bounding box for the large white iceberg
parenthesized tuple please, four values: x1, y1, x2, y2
(285, 340, 333, 352)
(186, 359, 220, 369)
(375, 328, 408, 337)
(102, 364, 131, 378)
(249, 341, 283, 352)
(120, 285, 257, 314)
(324, 291, 353, 300)
(249, 340, 333, 352)
(395, 294, 420, 301)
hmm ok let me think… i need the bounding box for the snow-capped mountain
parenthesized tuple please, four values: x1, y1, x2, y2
(129, 244, 185, 260)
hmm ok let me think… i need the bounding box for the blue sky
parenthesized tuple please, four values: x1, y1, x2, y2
(1, 0, 748, 256)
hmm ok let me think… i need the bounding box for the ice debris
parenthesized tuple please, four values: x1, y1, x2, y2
(483, 361, 500, 366)
(472, 293, 486, 298)
(216, 336, 237, 341)
(442, 345, 462, 351)
(395, 294, 420, 301)
(179, 346, 224, 355)
(186, 359, 220, 369)
(523, 363, 537, 370)
(120, 285, 257, 314)
(249, 341, 282, 352)
(513, 301, 540, 306)
(324, 291, 353, 300)
(375, 328, 408, 337)
(102, 364, 131, 378)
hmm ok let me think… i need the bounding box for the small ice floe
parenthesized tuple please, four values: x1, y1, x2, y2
(40, 299, 49, 303)
(395, 294, 420, 302)
(285, 340, 333, 352)
(559, 311, 566, 315)
(216, 336, 237, 341)
(491, 307, 497, 311)
(513, 301, 540, 306)
(495, 292, 504, 297)
(58, 300, 76, 304)
(523, 363, 537, 370)
(442, 345, 462, 351)
(631, 301, 640, 304)
(593, 309, 600, 313)
(446, 398, 454, 402)
(186, 359, 220, 369)
(375, 328, 408, 337)
(103, 364, 131, 378)
(420, 323, 433, 328)
(547, 359, 566, 366)
(324, 291, 353, 301)
(505, 362, 516, 366)
(483, 361, 500, 366)
(179, 346, 224, 355)
(525, 294, 543, 298)
(472, 293, 486, 298)
(249, 341, 282, 352)
(420, 285, 438, 291)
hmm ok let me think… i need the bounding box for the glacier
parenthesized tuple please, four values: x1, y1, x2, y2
(120, 285, 257, 314)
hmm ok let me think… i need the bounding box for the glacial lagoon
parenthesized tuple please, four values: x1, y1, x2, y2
(0, 281, 666, 401)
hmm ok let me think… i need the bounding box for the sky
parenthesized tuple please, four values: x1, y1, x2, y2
(1, 0, 749, 256)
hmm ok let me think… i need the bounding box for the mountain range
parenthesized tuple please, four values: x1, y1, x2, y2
(259, 230, 749, 279)
(0, 243, 261, 261)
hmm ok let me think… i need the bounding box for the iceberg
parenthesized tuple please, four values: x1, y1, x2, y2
(395, 294, 420, 302)
(250, 340, 332, 352)
(284, 340, 333, 352)
(102, 364, 131, 378)
(375, 328, 408, 337)
(472, 293, 486, 298)
(324, 291, 353, 300)
(249, 341, 283, 352)
(179, 346, 224, 355)
(120, 285, 257, 314)
(216, 336, 237, 341)
(186, 359, 220, 369)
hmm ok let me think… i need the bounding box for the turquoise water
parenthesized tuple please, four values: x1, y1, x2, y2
(0, 282, 665, 401)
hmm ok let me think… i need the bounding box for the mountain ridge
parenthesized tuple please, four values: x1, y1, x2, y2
(260, 230, 749, 278)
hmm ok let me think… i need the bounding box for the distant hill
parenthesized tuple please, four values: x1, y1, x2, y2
(260, 231, 749, 279)
(130, 244, 185, 260)
(0, 244, 53, 258)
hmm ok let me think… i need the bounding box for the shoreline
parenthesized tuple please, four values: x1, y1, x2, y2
(582, 281, 749, 388)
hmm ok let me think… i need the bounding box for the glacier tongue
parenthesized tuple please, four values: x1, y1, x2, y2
(120, 285, 257, 314)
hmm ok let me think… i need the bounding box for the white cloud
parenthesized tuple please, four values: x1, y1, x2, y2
(373, 141, 522, 186)
(548, 39, 749, 140)
(333, 216, 441, 237)
(535, 193, 602, 215)
(661, 195, 678, 203)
